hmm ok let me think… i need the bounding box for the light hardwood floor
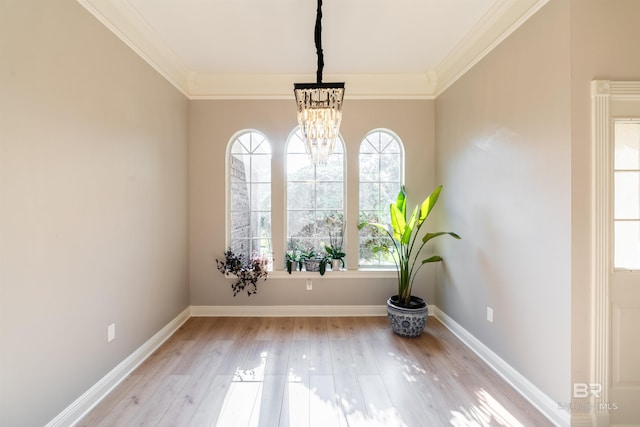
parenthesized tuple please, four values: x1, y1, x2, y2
(78, 316, 553, 426)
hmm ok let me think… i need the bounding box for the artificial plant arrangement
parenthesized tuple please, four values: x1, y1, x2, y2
(216, 248, 270, 296)
(358, 185, 460, 308)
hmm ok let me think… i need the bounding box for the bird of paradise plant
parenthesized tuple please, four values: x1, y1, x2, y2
(358, 185, 460, 307)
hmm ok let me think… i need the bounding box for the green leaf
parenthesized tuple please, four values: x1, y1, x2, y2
(390, 204, 406, 240)
(396, 185, 407, 218)
(422, 255, 443, 264)
(418, 185, 442, 224)
(401, 206, 419, 245)
(422, 231, 461, 244)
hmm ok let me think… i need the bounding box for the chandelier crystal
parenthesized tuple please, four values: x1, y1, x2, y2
(294, 0, 344, 165)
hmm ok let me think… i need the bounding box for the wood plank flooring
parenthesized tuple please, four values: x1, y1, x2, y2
(78, 316, 553, 427)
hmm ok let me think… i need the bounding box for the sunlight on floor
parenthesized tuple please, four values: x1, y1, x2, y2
(387, 351, 427, 382)
(214, 350, 411, 427)
(449, 388, 525, 427)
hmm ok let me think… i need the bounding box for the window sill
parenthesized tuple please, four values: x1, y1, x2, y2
(266, 269, 397, 280)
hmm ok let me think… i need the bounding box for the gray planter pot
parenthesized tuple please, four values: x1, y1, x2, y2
(304, 259, 321, 272)
(386, 296, 428, 337)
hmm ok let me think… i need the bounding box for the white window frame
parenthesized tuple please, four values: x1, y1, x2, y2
(358, 128, 405, 269)
(225, 129, 272, 259)
(284, 127, 346, 264)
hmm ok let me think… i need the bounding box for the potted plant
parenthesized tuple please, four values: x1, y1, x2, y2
(358, 185, 460, 337)
(301, 248, 322, 273)
(324, 222, 345, 271)
(285, 249, 304, 274)
(216, 248, 270, 296)
(324, 243, 345, 271)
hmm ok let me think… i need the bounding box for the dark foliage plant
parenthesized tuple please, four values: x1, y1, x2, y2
(216, 249, 269, 297)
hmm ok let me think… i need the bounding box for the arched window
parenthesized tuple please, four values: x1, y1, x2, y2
(286, 128, 345, 261)
(227, 130, 271, 260)
(358, 129, 404, 267)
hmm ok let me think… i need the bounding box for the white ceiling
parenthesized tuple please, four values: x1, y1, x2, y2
(78, 0, 547, 99)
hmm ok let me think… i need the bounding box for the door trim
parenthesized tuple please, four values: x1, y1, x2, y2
(591, 80, 640, 426)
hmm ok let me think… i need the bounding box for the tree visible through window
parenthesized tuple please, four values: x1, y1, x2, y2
(359, 129, 404, 267)
(228, 130, 271, 261)
(286, 128, 345, 258)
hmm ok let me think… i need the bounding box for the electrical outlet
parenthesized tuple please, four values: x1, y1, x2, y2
(306, 279, 312, 291)
(486, 307, 494, 323)
(107, 323, 116, 342)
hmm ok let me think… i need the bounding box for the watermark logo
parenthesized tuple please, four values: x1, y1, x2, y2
(573, 383, 602, 398)
(557, 383, 618, 411)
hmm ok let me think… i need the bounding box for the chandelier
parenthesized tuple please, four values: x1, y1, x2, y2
(294, 0, 345, 165)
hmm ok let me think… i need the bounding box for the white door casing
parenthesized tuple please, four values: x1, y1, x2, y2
(591, 80, 640, 427)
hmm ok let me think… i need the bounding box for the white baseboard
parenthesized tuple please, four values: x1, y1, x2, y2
(46, 307, 191, 427)
(432, 306, 571, 427)
(190, 304, 392, 317)
(190, 304, 441, 317)
(50, 304, 570, 427)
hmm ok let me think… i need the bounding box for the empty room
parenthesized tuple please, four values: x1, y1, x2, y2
(1, 0, 639, 426)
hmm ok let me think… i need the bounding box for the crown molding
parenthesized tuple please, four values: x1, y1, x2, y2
(433, 0, 550, 97)
(78, 0, 548, 100)
(188, 72, 436, 100)
(77, 0, 191, 97)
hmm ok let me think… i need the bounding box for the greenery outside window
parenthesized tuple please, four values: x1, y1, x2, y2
(286, 127, 345, 258)
(359, 129, 404, 267)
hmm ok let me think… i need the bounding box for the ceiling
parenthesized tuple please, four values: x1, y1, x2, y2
(78, 0, 547, 99)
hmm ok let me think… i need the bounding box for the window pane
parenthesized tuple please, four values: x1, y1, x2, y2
(230, 211, 251, 238)
(615, 172, 640, 220)
(257, 212, 271, 236)
(360, 138, 378, 153)
(380, 182, 400, 212)
(615, 221, 640, 270)
(230, 182, 249, 210)
(230, 155, 250, 177)
(288, 182, 315, 209)
(288, 210, 315, 236)
(228, 131, 271, 260)
(615, 121, 640, 170)
(358, 130, 403, 267)
(252, 183, 271, 210)
(251, 155, 271, 181)
(316, 155, 344, 181)
(359, 153, 380, 178)
(359, 183, 379, 210)
(381, 139, 401, 154)
(317, 182, 343, 209)
(287, 155, 315, 181)
(286, 128, 345, 261)
(380, 153, 401, 182)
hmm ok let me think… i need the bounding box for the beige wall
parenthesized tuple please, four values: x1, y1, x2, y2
(0, 1, 189, 425)
(434, 0, 572, 405)
(189, 99, 437, 306)
(4, 0, 639, 425)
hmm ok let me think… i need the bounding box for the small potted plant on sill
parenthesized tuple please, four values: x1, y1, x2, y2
(324, 245, 345, 271)
(324, 222, 345, 271)
(285, 249, 304, 274)
(358, 185, 460, 337)
(301, 248, 322, 273)
(216, 248, 270, 297)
